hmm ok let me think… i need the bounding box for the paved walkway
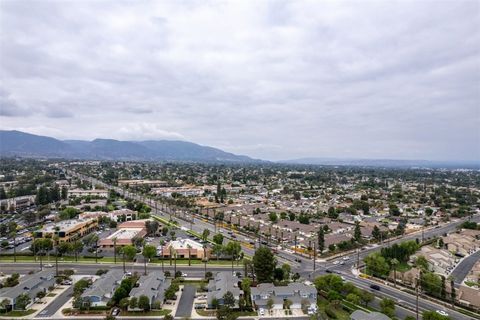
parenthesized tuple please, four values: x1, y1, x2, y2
(175, 285, 196, 318)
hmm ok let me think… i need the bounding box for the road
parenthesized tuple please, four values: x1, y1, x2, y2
(0, 262, 241, 277)
(451, 250, 480, 285)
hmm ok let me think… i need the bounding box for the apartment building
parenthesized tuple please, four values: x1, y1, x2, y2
(81, 270, 123, 307)
(251, 283, 317, 310)
(207, 272, 242, 308)
(0, 271, 55, 311)
(129, 271, 170, 310)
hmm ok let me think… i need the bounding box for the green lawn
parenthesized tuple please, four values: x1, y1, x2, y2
(47, 293, 56, 297)
(0, 309, 36, 317)
(317, 298, 351, 320)
(121, 309, 171, 316)
(196, 309, 217, 316)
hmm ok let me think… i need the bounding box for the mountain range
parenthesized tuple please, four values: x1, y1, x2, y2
(0, 130, 255, 162)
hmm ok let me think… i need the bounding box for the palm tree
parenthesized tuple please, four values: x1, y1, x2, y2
(187, 244, 192, 266)
(391, 258, 399, 288)
(113, 237, 117, 264)
(10, 231, 17, 263)
(53, 235, 60, 277)
(142, 245, 156, 275)
(203, 244, 208, 277)
(172, 248, 177, 278)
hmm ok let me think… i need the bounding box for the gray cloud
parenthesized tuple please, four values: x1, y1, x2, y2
(0, 0, 479, 161)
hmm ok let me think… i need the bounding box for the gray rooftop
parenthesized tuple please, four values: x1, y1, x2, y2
(81, 270, 123, 301)
(130, 271, 170, 303)
(350, 310, 391, 320)
(0, 270, 55, 301)
(207, 272, 241, 304)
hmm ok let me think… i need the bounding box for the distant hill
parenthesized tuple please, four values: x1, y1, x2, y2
(0, 130, 256, 162)
(281, 157, 480, 169)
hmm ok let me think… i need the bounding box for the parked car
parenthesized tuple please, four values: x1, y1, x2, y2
(111, 308, 120, 316)
(259, 308, 265, 316)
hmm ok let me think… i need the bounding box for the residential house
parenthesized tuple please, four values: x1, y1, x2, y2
(81, 270, 123, 307)
(129, 271, 170, 310)
(250, 283, 317, 310)
(0, 271, 55, 311)
(207, 272, 242, 308)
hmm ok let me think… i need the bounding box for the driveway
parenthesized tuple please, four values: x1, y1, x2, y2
(175, 285, 196, 318)
(451, 250, 480, 284)
(35, 286, 73, 317)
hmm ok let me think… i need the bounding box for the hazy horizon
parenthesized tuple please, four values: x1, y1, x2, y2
(1, 1, 479, 162)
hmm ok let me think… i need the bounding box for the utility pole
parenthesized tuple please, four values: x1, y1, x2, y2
(294, 233, 297, 254)
(313, 241, 316, 271)
(415, 277, 420, 320)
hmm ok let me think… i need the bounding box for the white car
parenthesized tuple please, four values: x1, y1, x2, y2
(343, 256, 350, 260)
(333, 260, 339, 265)
(182, 272, 188, 277)
(44, 263, 53, 268)
(259, 308, 265, 316)
(436, 310, 449, 317)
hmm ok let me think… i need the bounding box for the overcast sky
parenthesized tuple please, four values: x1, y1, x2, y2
(1, 0, 479, 161)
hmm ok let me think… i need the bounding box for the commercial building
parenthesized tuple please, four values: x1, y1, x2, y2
(161, 238, 210, 260)
(81, 270, 123, 307)
(0, 271, 56, 311)
(99, 220, 147, 249)
(250, 283, 317, 310)
(207, 272, 242, 308)
(129, 271, 170, 310)
(68, 188, 109, 198)
(35, 218, 98, 243)
(118, 180, 168, 187)
(79, 209, 137, 222)
(0, 195, 35, 211)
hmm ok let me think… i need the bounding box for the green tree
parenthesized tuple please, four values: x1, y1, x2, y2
(129, 296, 138, 309)
(15, 293, 31, 310)
(213, 233, 224, 245)
(372, 225, 381, 241)
(225, 241, 242, 273)
(266, 298, 274, 315)
(380, 298, 395, 318)
(137, 295, 150, 312)
(364, 252, 390, 277)
(253, 246, 276, 282)
(142, 244, 156, 275)
(346, 293, 360, 305)
(354, 221, 362, 242)
(391, 258, 399, 288)
(223, 291, 236, 309)
(359, 290, 374, 307)
(120, 245, 137, 273)
(317, 227, 325, 253)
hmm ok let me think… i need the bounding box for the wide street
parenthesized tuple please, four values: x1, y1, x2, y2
(451, 250, 480, 285)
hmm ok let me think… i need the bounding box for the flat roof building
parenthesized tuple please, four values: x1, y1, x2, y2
(99, 220, 147, 248)
(35, 218, 98, 243)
